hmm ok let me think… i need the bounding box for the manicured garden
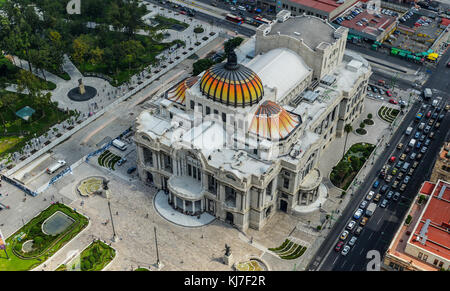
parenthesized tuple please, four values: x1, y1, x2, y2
(268, 239, 307, 260)
(98, 150, 122, 170)
(378, 106, 399, 123)
(61, 240, 116, 271)
(330, 142, 376, 190)
(0, 203, 89, 271)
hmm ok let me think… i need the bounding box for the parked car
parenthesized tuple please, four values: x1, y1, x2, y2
(435, 122, 440, 128)
(385, 175, 393, 183)
(360, 217, 369, 226)
(424, 125, 431, 133)
(400, 153, 407, 161)
(366, 191, 375, 201)
(393, 192, 401, 201)
(403, 175, 411, 184)
(380, 199, 388, 208)
(346, 220, 357, 231)
(389, 98, 398, 104)
(424, 139, 431, 146)
(356, 201, 368, 211)
(416, 153, 423, 160)
(408, 167, 415, 176)
(386, 191, 394, 200)
(373, 180, 380, 188)
(380, 184, 389, 194)
(127, 166, 137, 174)
(354, 226, 363, 236)
(348, 236, 357, 246)
(353, 209, 364, 220)
(341, 245, 351, 256)
(399, 183, 407, 192)
(397, 143, 404, 150)
(396, 172, 404, 181)
(340, 230, 349, 240)
(412, 161, 419, 169)
(391, 168, 398, 175)
(392, 180, 400, 189)
(335, 241, 344, 251)
(389, 156, 396, 163)
(429, 132, 435, 139)
(421, 146, 428, 154)
(374, 193, 382, 202)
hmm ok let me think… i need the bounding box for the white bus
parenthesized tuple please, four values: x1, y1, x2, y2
(46, 160, 66, 174)
(112, 139, 127, 151)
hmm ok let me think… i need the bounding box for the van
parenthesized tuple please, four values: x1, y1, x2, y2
(238, 5, 246, 11)
(401, 162, 410, 173)
(46, 160, 66, 174)
(112, 139, 127, 151)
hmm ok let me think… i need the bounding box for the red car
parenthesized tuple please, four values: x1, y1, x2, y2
(335, 241, 344, 252)
(389, 98, 398, 104)
(426, 111, 431, 118)
(180, 10, 187, 15)
(386, 91, 392, 97)
(389, 156, 396, 163)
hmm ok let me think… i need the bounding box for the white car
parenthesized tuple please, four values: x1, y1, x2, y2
(230, 6, 236, 11)
(346, 220, 356, 231)
(353, 208, 364, 220)
(359, 200, 368, 209)
(341, 245, 351, 256)
(348, 236, 357, 246)
(366, 191, 375, 201)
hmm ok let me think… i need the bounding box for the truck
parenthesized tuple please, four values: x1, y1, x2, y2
(46, 160, 66, 174)
(423, 88, 432, 99)
(405, 126, 413, 135)
(432, 97, 441, 107)
(112, 139, 127, 151)
(365, 202, 377, 217)
(408, 139, 416, 148)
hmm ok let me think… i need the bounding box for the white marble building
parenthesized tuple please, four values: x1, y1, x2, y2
(134, 15, 372, 231)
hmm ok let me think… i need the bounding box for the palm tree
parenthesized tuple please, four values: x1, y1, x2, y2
(342, 123, 353, 159)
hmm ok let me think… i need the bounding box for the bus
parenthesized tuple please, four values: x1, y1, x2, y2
(225, 14, 244, 24)
(253, 16, 273, 26)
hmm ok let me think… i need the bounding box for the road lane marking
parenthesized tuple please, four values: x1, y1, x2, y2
(360, 248, 365, 255)
(368, 232, 373, 240)
(332, 256, 339, 265)
(341, 260, 347, 268)
(350, 264, 355, 271)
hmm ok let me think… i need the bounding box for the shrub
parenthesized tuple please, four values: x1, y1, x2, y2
(193, 26, 204, 33)
(368, 113, 373, 119)
(405, 215, 412, 225)
(359, 122, 365, 129)
(317, 225, 322, 230)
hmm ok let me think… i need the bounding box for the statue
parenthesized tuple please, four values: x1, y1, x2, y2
(102, 179, 110, 190)
(78, 78, 86, 95)
(224, 244, 231, 256)
(223, 244, 233, 266)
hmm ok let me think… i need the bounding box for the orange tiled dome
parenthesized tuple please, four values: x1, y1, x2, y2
(167, 76, 199, 105)
(249, 101, 301, 141)
(200, 51, 263, 107)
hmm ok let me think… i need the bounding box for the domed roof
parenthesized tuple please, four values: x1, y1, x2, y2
(249, 101, 301, 141)
(166, 76, 199, 105)
(200, 51, 263, 107)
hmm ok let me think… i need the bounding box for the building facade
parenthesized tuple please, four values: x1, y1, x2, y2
(134, 15, 371, 231)
(430, 141, 450, 183)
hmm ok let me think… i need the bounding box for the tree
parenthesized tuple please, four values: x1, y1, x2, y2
(72, 35, 94, 65)
(342, 124, 353, 159)
(16, 70, 41, 98)
(224, 37, 244, 54)
(193, 58, 214, 76)
(359, 122, 365, 129)
(367, 113, 373, 119)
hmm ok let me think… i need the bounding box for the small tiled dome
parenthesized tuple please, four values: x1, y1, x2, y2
(249, 101, 301, 141)
(200, 51, 263, 107)
(167, 76, 199, 105)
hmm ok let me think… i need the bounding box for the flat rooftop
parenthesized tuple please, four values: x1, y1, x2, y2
(409, 180, 450, 261)
(339, 10, 396, 38)
(269, 16, 336, 49)
(287, 0, 356, 14)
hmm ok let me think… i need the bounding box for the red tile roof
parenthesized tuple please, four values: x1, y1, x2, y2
(420, 181, 436, 196)
(339, 10, 396, 37)
(441, 18, 450, 27)
(409, 181, 450, 261)
(288, 0, 346, 13)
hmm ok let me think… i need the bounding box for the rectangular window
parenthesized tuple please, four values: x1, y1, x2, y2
(423, 255, 428, 261)
(188, 165, 192, 176)
(190, 100, 195, 110)
(418, 252, 423, 259)
(283, 178, 289, 189)
(433, 259, 438, 265)
(197, 168, 201, 181)
(222, 113, 226, 123)
(439, 261, 443, 268)
(208, 174, 217, 194)
(206, 106, 211, 115)
(193, 167, 197, 179)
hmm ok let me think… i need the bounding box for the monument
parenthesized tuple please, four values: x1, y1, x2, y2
(223, 244, 233, 266)
(67, 78, 97, 102)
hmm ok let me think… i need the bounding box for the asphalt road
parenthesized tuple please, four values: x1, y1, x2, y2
(307, 97, 449, 271)
(145, 0, 257, 37)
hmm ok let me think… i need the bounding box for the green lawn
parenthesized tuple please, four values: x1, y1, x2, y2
(0, 203, 89, 271)
(378, 106, 399, 123)
(65, 240, 115, 271)
(330, 142, 376, 190)
(0, 91, 74, 158)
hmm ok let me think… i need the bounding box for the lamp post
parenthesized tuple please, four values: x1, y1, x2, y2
(154, 226, 161, 268)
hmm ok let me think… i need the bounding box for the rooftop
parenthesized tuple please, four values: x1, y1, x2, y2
(287, 0, 357, 14)
(268, 16, 336, 50)
(409, 180, 450, 261)
(338, 10, 397, 38)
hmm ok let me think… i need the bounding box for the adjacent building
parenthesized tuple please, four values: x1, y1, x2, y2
(134, 15, 371, 231)
(430, 141, 450, 183)
(383, 179, 450, 271)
